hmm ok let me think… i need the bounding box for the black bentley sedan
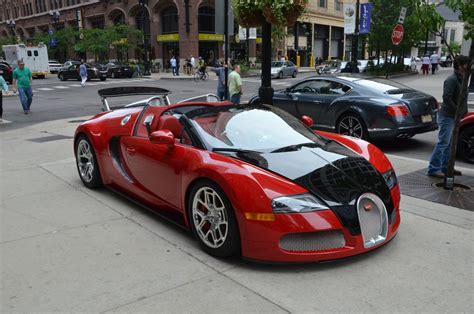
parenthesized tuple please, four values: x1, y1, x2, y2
(105, 62, 133, 78)
(58, 63, 107, 81)
(249, 75, 439, 140)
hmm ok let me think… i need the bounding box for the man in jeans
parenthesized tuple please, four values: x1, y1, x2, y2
(430, 51, 439, 75)
(228, 65, 242, 105)
(427, 55, 469, 178)
(12, 59, 33, 114)
(209, 61, 227, 101)
(79, 60, 88, 87)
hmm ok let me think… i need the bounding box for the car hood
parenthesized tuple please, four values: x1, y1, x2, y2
(222, 142, 394, 234)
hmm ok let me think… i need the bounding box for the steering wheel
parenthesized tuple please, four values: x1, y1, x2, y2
(302, 86, 315, 93)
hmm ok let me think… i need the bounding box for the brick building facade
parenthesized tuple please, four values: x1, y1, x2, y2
(1, 0, 350, 67)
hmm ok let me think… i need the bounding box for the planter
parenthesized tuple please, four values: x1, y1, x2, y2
(236, 10, 265, 28)
(262, 0, 307, 26)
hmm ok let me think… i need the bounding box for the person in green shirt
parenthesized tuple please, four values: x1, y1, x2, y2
(228, 65, 242, 105)
(12, 59, 33, 114)
(0, 75, 8, 122)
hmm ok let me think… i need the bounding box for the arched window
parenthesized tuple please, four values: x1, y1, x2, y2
(161, 6, 178, 34)
(198, 6, 215, 33)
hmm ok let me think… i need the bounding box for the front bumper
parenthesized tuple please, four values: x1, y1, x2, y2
(240, 187, 401, 263)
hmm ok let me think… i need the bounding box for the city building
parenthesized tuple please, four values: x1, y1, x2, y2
(1, 0, 361, 68)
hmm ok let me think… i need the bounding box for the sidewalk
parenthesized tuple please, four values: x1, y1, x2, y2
(1, 116, 472, 312)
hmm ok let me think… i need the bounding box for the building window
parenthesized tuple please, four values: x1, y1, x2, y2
(335, 0, 342, 11)
(450, 29, 456, 42)
(319, 0, 327, 8)
(198, 6, 215, 33)
(161, 6, 178, 34)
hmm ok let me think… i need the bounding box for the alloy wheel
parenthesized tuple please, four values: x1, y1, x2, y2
(76, 139, 95, 183)
(191, 187, 229, 249)
(338, 115, 364, 139)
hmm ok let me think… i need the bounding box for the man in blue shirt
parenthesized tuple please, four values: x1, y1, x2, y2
(209, 61, 228, 101)
(79, 60, 87, 87)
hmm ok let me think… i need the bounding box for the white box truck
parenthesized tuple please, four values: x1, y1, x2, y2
(2, 43, 49, 78)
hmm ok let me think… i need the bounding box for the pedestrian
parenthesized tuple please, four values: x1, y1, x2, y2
(421, 53, 430, 75)
(190, 55, 196, 74)
(430, 50, 439, 74)
(228, 64, 242, 105)
(0, 75, 8, 122)
(12, 59, 33, 114)
(209, 61, 227, 101)
(427, 55, 470, 178)
(170, 56, 177, 76)
(79, 60, 87, 87)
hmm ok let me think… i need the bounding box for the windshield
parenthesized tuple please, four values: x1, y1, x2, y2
(186, 105, 325, 152)
(271, 61, 285, 67)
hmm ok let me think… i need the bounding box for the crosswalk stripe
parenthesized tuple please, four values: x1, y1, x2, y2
(53, 86, 70, 89)
(70, 84, 81, 87)
(37, 87, 54, 91)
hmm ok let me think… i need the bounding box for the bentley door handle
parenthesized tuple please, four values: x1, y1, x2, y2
(126, 147, 136, 155)
(313, 100, 322, 104)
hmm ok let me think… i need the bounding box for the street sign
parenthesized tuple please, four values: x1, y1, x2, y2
(398, 7, 407, 24)
(391, 24, 404, 46)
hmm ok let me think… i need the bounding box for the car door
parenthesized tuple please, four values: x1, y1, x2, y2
(120, 110, 188, 210)
(67, 64, 79, 80)
(285, 62, 294, 76)
(312, 79, 352, 127)
(291, 79, 330, 125)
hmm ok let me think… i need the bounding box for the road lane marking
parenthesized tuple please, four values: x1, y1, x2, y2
(37, 87, 55, 91)
(70, 84, 81, 87)
(53, 86, 70, 89)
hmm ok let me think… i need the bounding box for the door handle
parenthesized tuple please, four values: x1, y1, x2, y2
(313, 100, 322, 104)
(126, 147, 136, 155)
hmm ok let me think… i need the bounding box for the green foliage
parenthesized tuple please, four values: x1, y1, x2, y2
(442, 41, 461, 55)
(445, 0, 474, 40)
(0, 35, 17, 50)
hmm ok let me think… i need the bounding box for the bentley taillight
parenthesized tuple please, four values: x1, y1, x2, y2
(386, 103, 410, 117)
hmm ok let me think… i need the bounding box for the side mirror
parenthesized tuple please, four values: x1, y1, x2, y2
(300, 115, 313, 127)
(285, 87, 291, 94)
(149, 130, 175, 146)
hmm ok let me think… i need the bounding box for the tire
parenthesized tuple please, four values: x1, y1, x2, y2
(292, 71, 297, 78)
(194, 72, 201, 82)
(202, 72, 209, 81)
(75, 134, 103, 189)
(100, 77, 106, 81)
(188, 180, 241, 258)
(112, 72, 116, 79)
(278, 71, 283, 79)
(59, 73, 66, 81)
(457, 125, 474, 164)
(128, 74, 133, 78)
(336, 114, 370, 140)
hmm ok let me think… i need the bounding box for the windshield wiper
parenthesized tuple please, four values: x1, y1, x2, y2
(212, 148, 263, 154)
(270, 142, 320, 153)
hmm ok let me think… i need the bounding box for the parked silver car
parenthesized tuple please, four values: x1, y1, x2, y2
(270, 61, 298, 79)
(48, 60, 62, 74)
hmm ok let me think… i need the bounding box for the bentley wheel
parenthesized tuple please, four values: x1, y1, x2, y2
(75, 135, 102, 188)
(457, 126, 474, 164)
(337, 114, 369, 140)
(188, 181, 240, 257)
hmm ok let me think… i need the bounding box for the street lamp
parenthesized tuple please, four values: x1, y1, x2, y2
(49, 10, 61, 29)
(139, 0, 151, 75)
(6, 19, 16, 36)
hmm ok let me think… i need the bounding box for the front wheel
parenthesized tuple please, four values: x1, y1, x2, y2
(292, 71, 297, 78)
(457, 125, 474, 164)
(59, 73, 66, 81)
(278, 71, 283, 79)
(100, 77, 106, 81)
(188, 180, 241, 257)
(75, 135, 103, 189)
(336, 114, 369, 140)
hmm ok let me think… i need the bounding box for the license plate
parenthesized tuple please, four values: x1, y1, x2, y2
(421, 114, 432, 123)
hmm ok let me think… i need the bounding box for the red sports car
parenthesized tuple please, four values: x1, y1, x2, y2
(74, 87, 400, 263)
(458, 112, 474, 164)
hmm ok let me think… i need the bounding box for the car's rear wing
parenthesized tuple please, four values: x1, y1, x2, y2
(98, 86, 172, 111)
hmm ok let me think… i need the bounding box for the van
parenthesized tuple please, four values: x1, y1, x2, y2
(2, 43, 49, 78)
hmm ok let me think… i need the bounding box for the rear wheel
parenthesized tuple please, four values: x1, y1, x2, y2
(188, 180, 240, 257)
(75, 134, 103, 189)
(112, 72, 116, 79)
(59, 73, 66, 81)
(194, 72, 201, 82)
(292, 71, 297, 78)
(278, 71, 283, 79)
(337, 114, 369, 140)
(457, 125, 474, 164)
(100, 77, 106, 81)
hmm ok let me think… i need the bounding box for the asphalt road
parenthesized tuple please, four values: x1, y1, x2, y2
(1, 69, 471, 169)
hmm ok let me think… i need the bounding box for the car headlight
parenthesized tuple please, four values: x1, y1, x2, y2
(272, 193, 328, 214)
(382, 169, 398, 189)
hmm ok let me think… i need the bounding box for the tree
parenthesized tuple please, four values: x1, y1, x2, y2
(0, 35, 17, 51)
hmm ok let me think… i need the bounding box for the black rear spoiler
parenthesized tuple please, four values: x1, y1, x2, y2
(98, 86, 172, 111)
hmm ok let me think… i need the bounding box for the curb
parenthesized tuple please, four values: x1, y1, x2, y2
(159, 76, 195, 81)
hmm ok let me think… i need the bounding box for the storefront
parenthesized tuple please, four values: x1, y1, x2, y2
(198, 33, 223, 66)
(157, 34, 180, 70)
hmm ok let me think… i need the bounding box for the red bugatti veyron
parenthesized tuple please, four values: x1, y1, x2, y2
(74, 87, 400, 263)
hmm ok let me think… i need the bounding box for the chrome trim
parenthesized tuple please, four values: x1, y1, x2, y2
(357, 193, 388, 249)
(121, 114, 131, 126)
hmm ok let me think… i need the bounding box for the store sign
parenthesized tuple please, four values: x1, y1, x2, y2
(156, 34, 180, 42)
(359, 3, 373, 34)
(198, 33, 225, 41)
(256, 37, 262, 44)
(344, 4, 356, 34)
(238, 27, 257, 40)
(112, 38, 128, 45)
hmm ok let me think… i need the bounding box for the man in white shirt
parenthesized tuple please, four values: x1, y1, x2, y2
(170, 56, 177, 76)
(190, 55, 196, 71)
(430, 51, 439, 74)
